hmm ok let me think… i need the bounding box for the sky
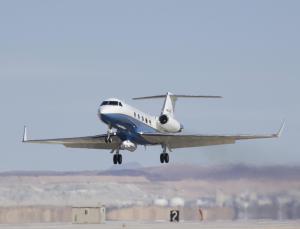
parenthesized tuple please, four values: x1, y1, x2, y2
(0, 0, 299, 171)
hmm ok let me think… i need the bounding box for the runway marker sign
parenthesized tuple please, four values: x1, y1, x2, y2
(170, 210, 179, 222)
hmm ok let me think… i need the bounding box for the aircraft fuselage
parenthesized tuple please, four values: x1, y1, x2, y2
(98, 98, 164, 145)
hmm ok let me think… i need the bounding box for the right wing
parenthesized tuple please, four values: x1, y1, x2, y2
(22, 127, 121, 149)
(141, 121, 285, 149)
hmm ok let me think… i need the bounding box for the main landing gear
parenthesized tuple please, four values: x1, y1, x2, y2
(160, 145, 170, 164)
(160, 153, 169, 163)
(110, 147, 123, 165)
(113, 153, 122, 165)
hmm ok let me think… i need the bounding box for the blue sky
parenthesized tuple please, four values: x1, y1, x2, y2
(0, 0, 299, 171)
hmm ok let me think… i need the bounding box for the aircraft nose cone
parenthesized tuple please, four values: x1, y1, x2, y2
(99, 112, 110, 123)
(99, 106, 110, 115)
(98, 106, 110, 122)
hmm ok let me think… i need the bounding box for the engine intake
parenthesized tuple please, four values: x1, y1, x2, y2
(158, 114, 183, 133)
(159, 114, 169, 124)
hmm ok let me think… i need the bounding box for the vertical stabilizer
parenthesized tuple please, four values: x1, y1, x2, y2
(161, 92, 176, 117)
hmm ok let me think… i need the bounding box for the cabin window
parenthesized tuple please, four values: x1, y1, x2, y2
(119, 102, 123, 106)
(145, 118, 148, 123)
(85, 209, 88, 215)
(142, 116, 144, 122)
(138, 114, 140, 119)
(149, 120, 152, 125)
(134, 112, 136, 117)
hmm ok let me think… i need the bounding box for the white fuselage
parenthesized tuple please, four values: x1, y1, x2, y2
(98, 98, 183, 134)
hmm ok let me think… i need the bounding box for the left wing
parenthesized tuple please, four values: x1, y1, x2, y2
(22, 127, 121, 149)
(141, 121, 285, 149)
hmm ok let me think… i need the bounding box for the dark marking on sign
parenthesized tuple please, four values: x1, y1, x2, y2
(170, 210, 179, 222)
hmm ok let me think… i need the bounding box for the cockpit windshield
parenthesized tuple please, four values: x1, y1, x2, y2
(101, 101, 123, 106)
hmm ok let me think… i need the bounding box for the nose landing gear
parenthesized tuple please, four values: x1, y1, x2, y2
(105, 126, 113, 143)
(105, 136, 112, 143)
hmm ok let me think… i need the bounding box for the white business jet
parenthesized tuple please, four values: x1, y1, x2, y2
(23, 92, 284, 165)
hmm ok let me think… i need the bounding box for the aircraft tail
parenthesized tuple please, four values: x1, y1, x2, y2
(133, 92, 222, 117)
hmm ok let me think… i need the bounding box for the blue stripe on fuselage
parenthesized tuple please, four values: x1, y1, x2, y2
(100, 113, 158, 145)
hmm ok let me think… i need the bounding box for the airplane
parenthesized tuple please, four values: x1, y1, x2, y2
(22, 92, 285, 165)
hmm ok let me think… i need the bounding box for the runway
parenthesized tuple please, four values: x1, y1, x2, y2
(0, 221, 299, 229)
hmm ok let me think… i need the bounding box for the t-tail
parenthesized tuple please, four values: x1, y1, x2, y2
(133, 92, 222, 133)
(133, 92, 222, 117)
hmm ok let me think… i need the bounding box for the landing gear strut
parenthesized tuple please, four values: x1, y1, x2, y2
(160, 145, 170, 164)
(105, 136, 112, 143)
(105, 126, 113, 143)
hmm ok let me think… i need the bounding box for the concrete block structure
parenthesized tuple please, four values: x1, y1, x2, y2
(72, 205, 105, 224)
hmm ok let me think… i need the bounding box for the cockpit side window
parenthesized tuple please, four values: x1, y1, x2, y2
(101, 101, 122, 106)
(101, 101, 109, 106)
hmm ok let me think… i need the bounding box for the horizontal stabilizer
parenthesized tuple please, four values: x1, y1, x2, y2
(133, 94, 222, 100)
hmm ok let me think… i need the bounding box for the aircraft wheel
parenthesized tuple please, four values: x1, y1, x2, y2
(160, 153, 164, 163)
(113, 154, 118, 164)
(117, 154, 122, 164)
(165, 153, 169, 163)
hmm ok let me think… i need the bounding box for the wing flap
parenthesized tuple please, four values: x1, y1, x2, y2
(63, 143, 120, 149)
(142, 134, 236, 148)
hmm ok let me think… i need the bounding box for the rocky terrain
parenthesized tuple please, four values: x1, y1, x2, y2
(0, 164, 299, 222)
(0, 164, 299, 207)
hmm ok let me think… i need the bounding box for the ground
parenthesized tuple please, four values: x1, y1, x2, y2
(0, 221, 299, 229)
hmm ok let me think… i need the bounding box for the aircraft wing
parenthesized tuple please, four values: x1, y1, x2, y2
(22, 127, 121, 149)
(141, 122, 285, 149)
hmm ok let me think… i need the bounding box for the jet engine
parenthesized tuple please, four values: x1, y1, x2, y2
(158, 114, 183, 133)
(120, 140, 137, 152)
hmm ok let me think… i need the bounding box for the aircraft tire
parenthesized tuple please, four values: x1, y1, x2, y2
(117, 154, 122, 164)
(165, 153, 169, 163)
(113, 154, 118, 164)
(160, 153, 164, 163)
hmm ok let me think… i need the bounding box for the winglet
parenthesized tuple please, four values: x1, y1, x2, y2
(275, 120, 285, 138)
(22, 126, 28, 142)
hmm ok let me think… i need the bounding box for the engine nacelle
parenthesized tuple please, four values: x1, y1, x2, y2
(120, 140, 137, 152)
(158, 114, 183, 133)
